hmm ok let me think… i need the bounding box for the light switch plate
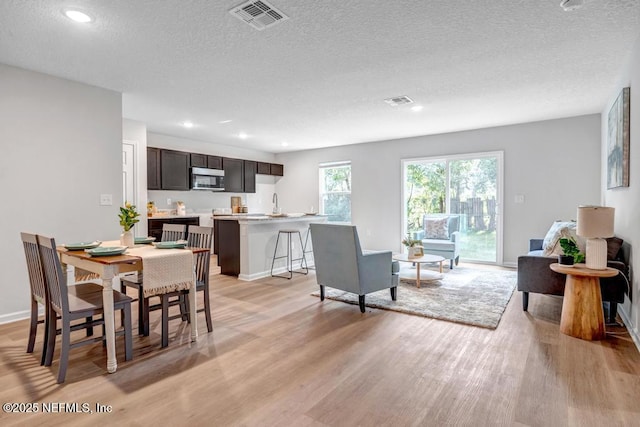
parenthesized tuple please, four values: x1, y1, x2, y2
(100, 194, 113, 206)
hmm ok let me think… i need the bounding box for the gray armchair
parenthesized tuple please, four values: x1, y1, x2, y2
(414, 214, 461, 269)
(309, 223, 399, 313)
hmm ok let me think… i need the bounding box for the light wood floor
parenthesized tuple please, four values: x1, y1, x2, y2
(1, 264, 639, 426)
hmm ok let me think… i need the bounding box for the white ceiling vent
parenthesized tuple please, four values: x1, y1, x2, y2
(384, 96, 414, 107)
(229, 0, 289, 31)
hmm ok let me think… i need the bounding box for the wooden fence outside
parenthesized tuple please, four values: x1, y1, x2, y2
(449, 197, 496, 232)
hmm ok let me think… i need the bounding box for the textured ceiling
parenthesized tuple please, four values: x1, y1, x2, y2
(0, 0, 639, 153)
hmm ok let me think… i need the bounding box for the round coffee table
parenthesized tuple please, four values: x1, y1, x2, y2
(392, 253, 445, 288)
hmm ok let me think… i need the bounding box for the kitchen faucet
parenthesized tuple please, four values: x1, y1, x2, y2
(272, 193, 279, 214)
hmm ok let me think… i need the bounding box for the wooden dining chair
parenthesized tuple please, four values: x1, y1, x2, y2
(121, 223, 187, 335)
(21, 232, 51, 365)
(158, 225, 213, 347)
(161, 224, 187, 241)
(21, 232, 102, 365)
(37, 235, 133, 383)
(181, 225, 214, 332)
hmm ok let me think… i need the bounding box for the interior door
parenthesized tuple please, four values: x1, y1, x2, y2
(122, 142, 136, 206)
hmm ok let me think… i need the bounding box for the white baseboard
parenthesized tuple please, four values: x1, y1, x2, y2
(0, 309, 33, 325)
(618, 306, 640, 352)
(238, 263, 313, 281)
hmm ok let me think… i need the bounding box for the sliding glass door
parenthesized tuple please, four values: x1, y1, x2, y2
(403, 151, 503, 264)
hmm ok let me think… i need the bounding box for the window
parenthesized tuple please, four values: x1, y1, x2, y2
(403, 152, 503, 264)
(319, 161, 351, 223)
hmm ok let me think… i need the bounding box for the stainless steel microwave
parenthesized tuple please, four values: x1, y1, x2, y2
(190, 167, 225, 191)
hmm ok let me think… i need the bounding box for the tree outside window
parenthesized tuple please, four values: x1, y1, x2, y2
(319, 162, 351, 223)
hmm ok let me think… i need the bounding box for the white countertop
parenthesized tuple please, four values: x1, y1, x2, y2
(214, 214, 326, 222)
(148, 214, 200, 219)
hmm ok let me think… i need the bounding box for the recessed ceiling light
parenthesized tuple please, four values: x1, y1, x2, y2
(219, 120, 232, 124)
(411, 105, 424, 112)
(183, 121, 194, 128)
(63, 9, 93, 23)
(560, 0, 584, 11)
(281, 142, 289, 147)
(238, 132, 248, 139)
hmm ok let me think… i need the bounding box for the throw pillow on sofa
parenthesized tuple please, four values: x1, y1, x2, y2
(425, 217, 449, 239)
(541, 220, 585, 257)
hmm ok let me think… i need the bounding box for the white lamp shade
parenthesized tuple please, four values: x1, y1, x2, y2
(576, 206, 615, 238)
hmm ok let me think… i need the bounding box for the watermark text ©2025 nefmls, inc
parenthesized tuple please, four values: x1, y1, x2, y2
(3, 402, 113, 414)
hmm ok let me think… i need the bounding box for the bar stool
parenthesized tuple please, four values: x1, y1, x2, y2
(302, 225, 314, 270)
(271, 229, 309, 279)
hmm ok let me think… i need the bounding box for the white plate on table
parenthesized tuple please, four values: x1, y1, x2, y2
(134, 236, 156, 244)
(153, 240, 188, 249)
(85, 246, 127, 257)
(64, 241, 101, 251)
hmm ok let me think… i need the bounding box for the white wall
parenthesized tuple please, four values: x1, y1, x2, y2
(146, 133, 277, 214)
(602, 34, 640, 344)
(275, 115, 602, 264)
(0, 64, 123, 322)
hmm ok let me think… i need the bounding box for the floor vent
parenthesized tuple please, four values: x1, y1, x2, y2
(384, 96, 414, 107)
(229, 0, 289, 31)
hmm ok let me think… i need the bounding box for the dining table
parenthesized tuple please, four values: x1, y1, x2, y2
(57, 241, 207, 373)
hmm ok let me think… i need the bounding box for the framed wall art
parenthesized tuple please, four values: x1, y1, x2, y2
(607, 87, 630, 189)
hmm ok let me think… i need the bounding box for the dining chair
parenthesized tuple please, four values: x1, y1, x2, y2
(121, 223, 187, 335)
(21, 232, 51, 365)
(180, 225, 214, 331)
(159, 225, 213, 347)
(37, 235, 133, 383)
(162, 224, 187, 241)
(21, 232, 102, 365)
(125, 225, 213, 346)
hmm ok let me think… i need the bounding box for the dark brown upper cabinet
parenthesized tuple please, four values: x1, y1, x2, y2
(257, 162, 271, 175)
(243, 160, 257, 193)
(190, 153, 207, 168)
(161, 149, 190, 191)
(207, 155, 223, 169)
(223, 157, 244, 193)
(270, 163, 284, 176)
(147, 147, 161, 190)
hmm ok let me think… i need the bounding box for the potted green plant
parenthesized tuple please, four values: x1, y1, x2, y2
(118, 202, 140, 247)
(402, 234, 423, 259)
(558, 237, 585, 266)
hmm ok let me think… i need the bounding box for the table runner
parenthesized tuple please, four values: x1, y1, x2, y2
(92, 241, 194, 298)
(127, 244, 194, 298)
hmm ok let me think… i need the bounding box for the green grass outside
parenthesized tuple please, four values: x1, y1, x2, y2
(457, 230, 496, 262)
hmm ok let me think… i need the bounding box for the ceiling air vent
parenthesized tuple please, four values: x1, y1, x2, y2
(229, 0, 289, 31)
(384, 96, 414, 107)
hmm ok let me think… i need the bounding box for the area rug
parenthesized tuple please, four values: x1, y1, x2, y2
(311, 266, 517, 329)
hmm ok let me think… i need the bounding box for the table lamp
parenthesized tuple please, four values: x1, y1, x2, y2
(576, 206, 615, 270)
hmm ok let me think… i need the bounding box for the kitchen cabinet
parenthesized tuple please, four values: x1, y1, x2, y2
(147, 146, 281, 191)
(207, 155, 223, 169)
(190, 153, 207, 168)
(270, 163, 284, 176)
(214, 219, 240, 276)
(161, 149, 190, 191)
(257, 162, 271, 175)
(243, 160, 256, 193)
(147, 147, 161, 190)
(190, 153, 222, 169)
(148, 217, 199, 241)
(223, 157, 244, 193)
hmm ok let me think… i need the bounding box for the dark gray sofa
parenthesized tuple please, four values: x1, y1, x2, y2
(517, 237, 630, 323)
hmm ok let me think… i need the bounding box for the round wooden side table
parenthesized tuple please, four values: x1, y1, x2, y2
(550, 263, 619, 340)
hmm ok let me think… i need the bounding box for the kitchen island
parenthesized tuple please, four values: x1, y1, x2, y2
(214, 214, 327, 280)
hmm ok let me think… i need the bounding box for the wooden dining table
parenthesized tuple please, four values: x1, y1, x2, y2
(57, 243, 207, 373)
